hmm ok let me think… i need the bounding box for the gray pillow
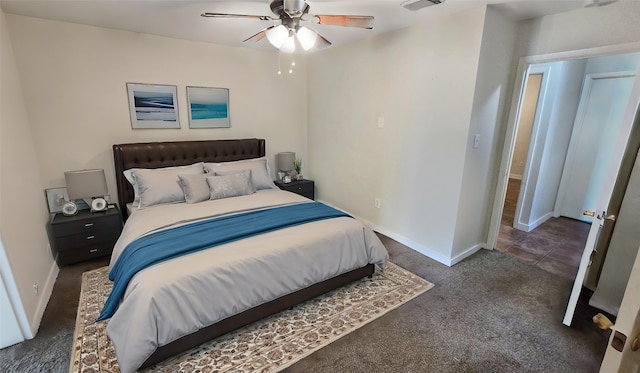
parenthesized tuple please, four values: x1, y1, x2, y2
(206, 172, 256, 200)
(124, 162, 204, 207)
(178, 174, 210, 204)
(133, 163, 204, 207)
(204, 158, 277, 191)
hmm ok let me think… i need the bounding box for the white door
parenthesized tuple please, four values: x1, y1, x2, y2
(556, 72, 635, 223)
(563, 72, 640, 326)
(599, 246, 640, 372)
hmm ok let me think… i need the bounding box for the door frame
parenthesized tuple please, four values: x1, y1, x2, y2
(487, 42, 640, 251)
(513, 65, 552, 232)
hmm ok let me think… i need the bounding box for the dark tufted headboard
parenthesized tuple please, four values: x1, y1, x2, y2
(113, 138, 266, 220)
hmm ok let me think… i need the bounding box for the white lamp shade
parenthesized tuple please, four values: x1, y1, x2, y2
(296, 26, 318, 51)
(266, 25, 288, 48)
(280, 35, 296, 53)
(276, 152, 295, 172)
(65, 169, 108, 200)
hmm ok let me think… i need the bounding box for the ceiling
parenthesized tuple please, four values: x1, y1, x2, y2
(0, 0, 589, 52)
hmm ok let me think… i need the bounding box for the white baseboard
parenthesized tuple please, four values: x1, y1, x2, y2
(318, 200, 484, 267)
(449, 243, 485, 266)
(29, 258, 59, 337)
(515, 211, 553, 232)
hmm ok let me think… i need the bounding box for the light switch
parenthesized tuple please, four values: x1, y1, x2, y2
(473, 134, 480, 149)
(377, 117, 384, 128)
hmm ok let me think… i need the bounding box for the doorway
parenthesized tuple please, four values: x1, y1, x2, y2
(493, 52, 640, 281)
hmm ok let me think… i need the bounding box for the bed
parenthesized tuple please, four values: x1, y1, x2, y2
(107, 138, 389, 372)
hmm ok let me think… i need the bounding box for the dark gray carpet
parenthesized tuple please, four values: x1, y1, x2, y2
(0, 234, 608, 372)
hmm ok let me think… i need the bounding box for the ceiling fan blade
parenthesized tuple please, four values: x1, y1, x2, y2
(243, 25, 276, 43)
(201, 12, 274, 21)
(314, 15, 374, 29)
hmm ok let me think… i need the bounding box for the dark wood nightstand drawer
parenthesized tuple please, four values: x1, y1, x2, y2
(56, 229, 121, 252)
(57, 243, 115, 264)
(274, 179, 315, 200)
(51, 212, 121, 237)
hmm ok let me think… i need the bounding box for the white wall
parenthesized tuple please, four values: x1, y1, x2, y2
(516, 0, 640, 57)
(0, 11, 58, 338)
(532, 59, 586, 222)
(307, 7, 487, 264)
(452, 6, 518, 261)
(6, 14, 308, 198)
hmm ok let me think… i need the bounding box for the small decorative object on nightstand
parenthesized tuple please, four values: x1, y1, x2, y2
(293, 158, 303, 180)
(47, 205, 123, 266)
(275, 179, 315, 200)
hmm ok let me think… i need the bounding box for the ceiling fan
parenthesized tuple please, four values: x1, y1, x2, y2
(201, 0, 374, 53)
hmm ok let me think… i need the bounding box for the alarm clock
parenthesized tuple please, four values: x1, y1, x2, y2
(91, 197, 107, 212)
(62, 200, 78, 216)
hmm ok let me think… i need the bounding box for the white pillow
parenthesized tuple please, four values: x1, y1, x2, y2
(206, 172, 256, 200)
(205, 158, 277, 191)
(124, 162, 204, 207)
(132, 163, 205, 208)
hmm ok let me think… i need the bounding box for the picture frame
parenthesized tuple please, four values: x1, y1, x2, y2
(45, 187, 69, 214)
(186, 86, 230, 129)
(126, 83, 180, 129)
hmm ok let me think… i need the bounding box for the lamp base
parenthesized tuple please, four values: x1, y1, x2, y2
(90, 198, 108, 213)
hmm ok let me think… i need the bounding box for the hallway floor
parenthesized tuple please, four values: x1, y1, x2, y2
(497, 178, 591, 280)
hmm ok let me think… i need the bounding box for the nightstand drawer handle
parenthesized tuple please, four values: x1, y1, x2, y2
(86, 235, 95, 240)
(89, 248, 98, 253)
(84, 223, 94, 227)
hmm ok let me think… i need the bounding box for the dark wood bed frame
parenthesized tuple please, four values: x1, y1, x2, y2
(112, 138, 374, 369)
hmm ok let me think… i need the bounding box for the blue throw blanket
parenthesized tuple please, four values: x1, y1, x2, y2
(97, 202, 350, 321)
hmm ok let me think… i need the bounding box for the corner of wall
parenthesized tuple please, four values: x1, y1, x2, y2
(29, 259, 59, 336)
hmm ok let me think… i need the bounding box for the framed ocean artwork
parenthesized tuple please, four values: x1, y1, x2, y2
(126, 83, 180, 129)
(186, 86, 230, 129)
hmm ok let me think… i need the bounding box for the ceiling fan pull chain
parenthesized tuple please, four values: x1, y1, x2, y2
(277, 52, 282, 75)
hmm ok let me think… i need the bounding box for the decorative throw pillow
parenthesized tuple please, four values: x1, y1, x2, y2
(178, 174, 210, 204)
(204, 158, 277, 191)
(206, 172, 256, 200)
(132, 163, 204, 208)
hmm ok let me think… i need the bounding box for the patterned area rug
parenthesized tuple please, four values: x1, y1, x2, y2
(70, 263, 433, 373)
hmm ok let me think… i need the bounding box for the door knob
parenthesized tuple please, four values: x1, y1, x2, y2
(604, 214, 616, 221)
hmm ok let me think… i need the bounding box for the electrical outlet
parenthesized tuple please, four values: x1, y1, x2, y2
(33, 283, 39, 295)
(374, 198, 381, 209)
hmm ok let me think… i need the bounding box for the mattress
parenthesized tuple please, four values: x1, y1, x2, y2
(105, 189, 389, 373)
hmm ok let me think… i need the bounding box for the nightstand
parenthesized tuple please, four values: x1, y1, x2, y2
(274, 179, 315, 200)
(47, 205, 123, 266)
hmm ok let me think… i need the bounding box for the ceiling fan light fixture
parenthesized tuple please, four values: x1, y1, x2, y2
(280, 35, 296, 53)
(296, 26, 317, 51)
(267, 25, 288, 48)
(284, 0, 307, 17)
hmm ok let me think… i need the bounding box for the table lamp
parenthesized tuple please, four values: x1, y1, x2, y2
(64, 169, 109, 215)
(276, 152, 295, 183)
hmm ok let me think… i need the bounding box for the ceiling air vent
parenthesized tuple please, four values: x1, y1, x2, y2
(401, 0, 444, 12)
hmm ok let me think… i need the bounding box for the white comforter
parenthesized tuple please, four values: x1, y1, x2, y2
(105, 189, 389, 373)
